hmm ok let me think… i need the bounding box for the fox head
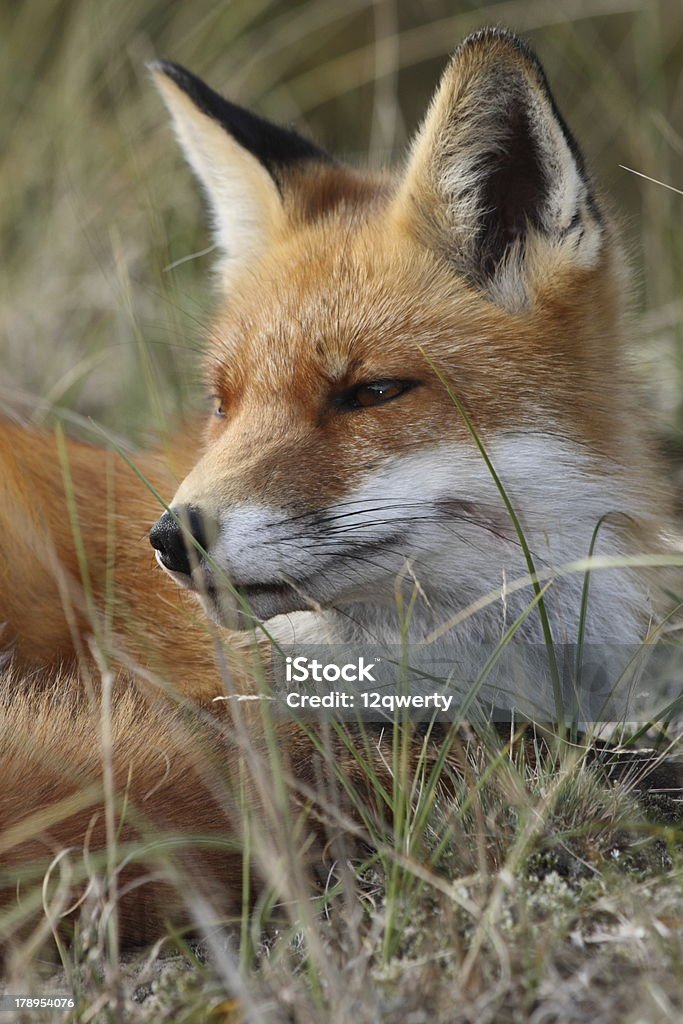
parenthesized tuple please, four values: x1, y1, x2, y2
(148, 28, 665, 646)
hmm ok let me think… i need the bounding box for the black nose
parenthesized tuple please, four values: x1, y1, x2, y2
(149, 506, 209, 576)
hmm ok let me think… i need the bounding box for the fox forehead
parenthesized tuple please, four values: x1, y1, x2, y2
(208, 217, 454, 357)
(203, 212, 619, 450)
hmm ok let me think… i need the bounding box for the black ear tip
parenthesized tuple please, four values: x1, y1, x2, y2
(146, 59, 238, 133)
(459, 26, 531, 52)
(147, 59, 193, 86)
(147, 58, 333, 178)
(457, 26, 542, 72)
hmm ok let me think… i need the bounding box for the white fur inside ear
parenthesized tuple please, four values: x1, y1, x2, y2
(152, 71, 284, 286)
(526, 90, 603, 268)
(449, 91, 604, 314)
(396, 49, 605, 313)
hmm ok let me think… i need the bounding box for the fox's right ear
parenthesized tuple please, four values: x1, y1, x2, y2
(149, 61, 331, 283)
(395, 29, 604, 311)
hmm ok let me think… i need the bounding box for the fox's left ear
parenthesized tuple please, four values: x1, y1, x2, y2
(396, 29, 604, 310)
(150, 61, 331, 283)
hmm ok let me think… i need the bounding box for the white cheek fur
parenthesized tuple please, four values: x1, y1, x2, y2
(205, 432, 653, 644)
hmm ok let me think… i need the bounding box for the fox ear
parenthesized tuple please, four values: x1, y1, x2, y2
(396, 29, 603, 310)
(150, 61, 331, 282)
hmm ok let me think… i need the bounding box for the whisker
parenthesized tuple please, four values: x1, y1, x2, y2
(262, 500, 431, 529)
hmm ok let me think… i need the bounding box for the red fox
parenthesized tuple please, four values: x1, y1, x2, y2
(0, 28, 677, 949)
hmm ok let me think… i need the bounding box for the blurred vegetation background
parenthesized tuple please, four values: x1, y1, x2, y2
(0, 0, 681, 446)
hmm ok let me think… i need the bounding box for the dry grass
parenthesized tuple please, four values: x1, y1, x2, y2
(1, 1, 683, 1021)
(2, 720, 682, 1023)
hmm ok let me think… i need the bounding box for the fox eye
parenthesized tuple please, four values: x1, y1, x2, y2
(209, 396, 226, 418)
(338, 380, 418, 411)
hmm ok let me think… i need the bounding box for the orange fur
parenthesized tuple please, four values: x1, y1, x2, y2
(0, 677, 398, 949)
(0, 421, 231, 700)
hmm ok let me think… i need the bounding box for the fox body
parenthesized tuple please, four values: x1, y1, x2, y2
(0, 29, 678, 949)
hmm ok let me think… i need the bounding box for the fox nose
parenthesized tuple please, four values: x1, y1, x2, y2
(149, 506, 209, 576)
